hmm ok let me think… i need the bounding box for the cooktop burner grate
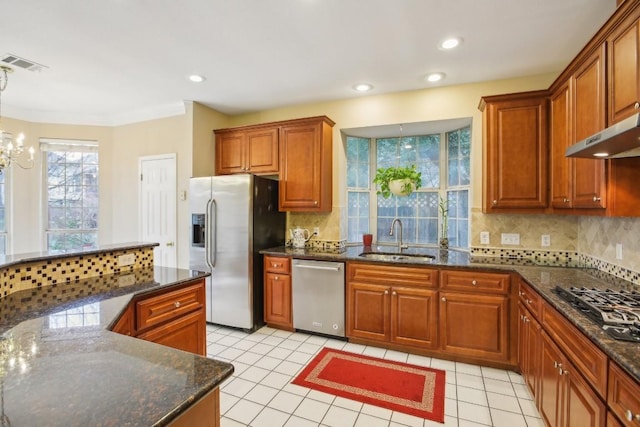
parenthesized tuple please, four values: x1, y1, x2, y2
(554, 286, 640, 343)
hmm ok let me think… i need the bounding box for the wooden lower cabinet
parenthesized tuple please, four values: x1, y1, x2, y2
(539, 331, 606, 427)
(608, 362, 640, 427)
(264, 255, 293, 330)
(347, 282, 438, 349)
(138, 309, 206, 355)
(518, 302, 541, 401)
(439, 291, 509, 362)
(111, 279, 207, 356)
(169, 388, 220, 427)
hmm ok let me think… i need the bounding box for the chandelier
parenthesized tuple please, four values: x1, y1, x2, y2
(0, 66, 34, 171)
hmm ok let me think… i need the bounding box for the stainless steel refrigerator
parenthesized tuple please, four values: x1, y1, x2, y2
(189, 174, 285, 331)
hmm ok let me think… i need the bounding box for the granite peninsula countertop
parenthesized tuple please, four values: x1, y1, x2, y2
(0, 266, 234, 427)
(262, 245, 640, 383)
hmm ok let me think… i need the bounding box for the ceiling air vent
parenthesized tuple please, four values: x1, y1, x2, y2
(1, 53, 47, 72)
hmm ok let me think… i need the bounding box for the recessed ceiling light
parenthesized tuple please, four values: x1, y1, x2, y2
(439, 37, 462, 50)
(425, 72, 445, 83)
(353, 83, 373, 92)
(188, 74, 206, 83)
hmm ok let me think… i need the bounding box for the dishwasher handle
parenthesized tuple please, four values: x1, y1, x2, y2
(293, 261, 343, 272)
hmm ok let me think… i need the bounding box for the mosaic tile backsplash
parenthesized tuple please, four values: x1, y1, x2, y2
(0, 247, 154, 298)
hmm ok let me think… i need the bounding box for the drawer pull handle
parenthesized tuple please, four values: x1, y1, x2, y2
(174, 301, 181, 308)
(625, 409, 640, 422)
(471, 280, 477, 286)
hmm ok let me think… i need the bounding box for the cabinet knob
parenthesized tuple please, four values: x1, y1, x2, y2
(441, 297, 446, 302)
(384, 290, 389, 295)
(492, 200, 497, 205)
(625, 409, 640, 422)
(392, 291, 397, 296)
(553, 361, 560, 368)
(634, 101, 640, 110)
(274, 276, 279, 280)
(471, 280, 477, 286)
(563, 198, 569, 203)
(518, 291, 525, 297)
(314, 200, 318, 205)
(592, 196, 601, 202)
(174, 301, 181, 308)
(526, 299, 533, 305)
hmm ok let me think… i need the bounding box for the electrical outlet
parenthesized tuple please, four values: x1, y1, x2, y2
(480, 231, 490, 245)
(616, 243, 623, 260)
(501, 233, 520, 245)
(313, 227, 320, 237)
(541, 234, 551, 247)
(118, 253, 136, 267)
(118, 274, 136, 287)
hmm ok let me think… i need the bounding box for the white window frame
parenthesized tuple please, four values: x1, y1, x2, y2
(41, 138, 99, 252)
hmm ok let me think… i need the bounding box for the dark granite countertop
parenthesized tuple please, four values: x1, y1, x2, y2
(262, 245, 639, 382)
(0, 266, 234, 427)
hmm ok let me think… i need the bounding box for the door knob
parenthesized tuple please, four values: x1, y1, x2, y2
(166, 241, 175, 247)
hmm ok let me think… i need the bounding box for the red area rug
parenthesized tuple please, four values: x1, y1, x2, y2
(292, 347, 446, 423)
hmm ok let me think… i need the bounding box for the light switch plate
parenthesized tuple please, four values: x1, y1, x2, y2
(480, 231, 490, 245)
(541, 234, 551, 247)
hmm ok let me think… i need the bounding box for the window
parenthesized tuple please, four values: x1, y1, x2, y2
(41, 139, 99, 252)
(346, 122, 471, 249)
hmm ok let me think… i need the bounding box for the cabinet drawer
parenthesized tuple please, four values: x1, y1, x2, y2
(608, 362, 640, 427)
(541, 302, 608, 398)
(440, 270, 510, 294)
(518, 280, 541, 320)
(264, 255, 291, 274)
(347, 262, 437, 288)
(136, 282, 205, 331)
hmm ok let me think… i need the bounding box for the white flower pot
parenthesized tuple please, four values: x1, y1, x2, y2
(389, 179, 416, 196)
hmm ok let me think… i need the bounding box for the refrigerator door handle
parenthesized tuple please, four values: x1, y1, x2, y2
(204, 198, 214, 268)
(208, 198, 217, 268)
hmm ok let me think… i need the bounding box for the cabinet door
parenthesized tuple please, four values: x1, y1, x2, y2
(518, 303, 541, 401)
(346, 282, 390, 342)
(264, 272, 292, 329)
(138, 309, 206, 356)
(539, 332, 565, 427)
(112, 305, 134, 336)
(279, 118, 333, 212)
(572, 45, 607, 209)
(550, 81, 574, 209)
(608, 362, 640, 427)
(246, 128, 279, 174)
(390, 287, 438, 349)
(564, 358, 606, 427)
(483, 93, 548, 211)
(215, 131, 246, 175)
(608, 16, 640, 124)
(439, 292, 509, 362)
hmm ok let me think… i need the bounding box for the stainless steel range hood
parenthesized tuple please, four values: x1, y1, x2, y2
(565, 112, 640, 158)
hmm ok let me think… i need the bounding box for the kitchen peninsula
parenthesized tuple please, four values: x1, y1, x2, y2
(0, 243, 233, 427)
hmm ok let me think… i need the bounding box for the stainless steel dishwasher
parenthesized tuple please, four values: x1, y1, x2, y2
(292, 259, 345, 338)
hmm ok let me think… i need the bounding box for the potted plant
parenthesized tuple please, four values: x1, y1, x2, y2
(372, 165, 422, 198)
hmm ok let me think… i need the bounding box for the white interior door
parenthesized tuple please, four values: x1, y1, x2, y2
(139, 154, 177, 267)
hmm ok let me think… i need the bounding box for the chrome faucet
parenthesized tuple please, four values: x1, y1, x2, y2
(389, 218, 409, 252)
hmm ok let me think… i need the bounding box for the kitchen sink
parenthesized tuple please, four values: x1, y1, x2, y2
(358, 252, 435, 263)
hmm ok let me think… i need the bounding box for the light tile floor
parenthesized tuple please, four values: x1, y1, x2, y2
(206, 324, 544, 427)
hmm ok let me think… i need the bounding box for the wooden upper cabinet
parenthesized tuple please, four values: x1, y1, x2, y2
(550, 82, 574, 209)
(279, 116, 334, 212)
(215, 127, 279, 175)
(572, 44, 607, 209)
(608, 14, 640, 125)
(480, 91, 548, 212)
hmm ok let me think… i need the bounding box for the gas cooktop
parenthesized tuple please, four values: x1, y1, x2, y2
(554, 286, 640, 343)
